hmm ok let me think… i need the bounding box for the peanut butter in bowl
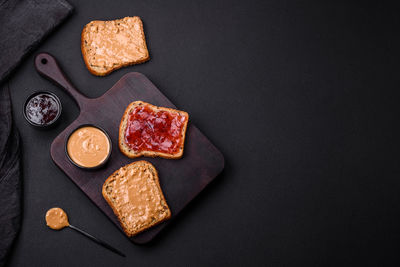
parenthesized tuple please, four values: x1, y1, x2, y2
(66, 125, 112, 169)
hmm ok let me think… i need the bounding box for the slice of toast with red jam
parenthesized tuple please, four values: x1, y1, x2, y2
(119, 101, 189, 159)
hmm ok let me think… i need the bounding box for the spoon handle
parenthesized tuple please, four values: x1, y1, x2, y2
(69, 224, 125, 257)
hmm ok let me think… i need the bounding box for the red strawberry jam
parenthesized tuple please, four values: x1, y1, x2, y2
(25, 93, 60, 126)
(125, 105, 188, 154)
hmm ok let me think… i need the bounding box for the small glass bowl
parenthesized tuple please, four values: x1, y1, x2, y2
(23, 91, 62, 129)
(65, 124, 112, 170)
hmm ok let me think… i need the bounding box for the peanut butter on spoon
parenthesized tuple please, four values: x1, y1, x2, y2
(44, 207, 125, 257)
(45, 207, 69, 230)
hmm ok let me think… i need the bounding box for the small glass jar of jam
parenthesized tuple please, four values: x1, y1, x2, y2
(23, 91, 62, 128)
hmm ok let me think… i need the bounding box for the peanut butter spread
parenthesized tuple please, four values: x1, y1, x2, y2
(108, 162, 166, 231)
(67, 126, 110, 168)
(45, 208, 69, 230)
(83, 17, 148, 69)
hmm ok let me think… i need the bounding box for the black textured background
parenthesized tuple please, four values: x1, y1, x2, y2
(6, 0, 400, 266)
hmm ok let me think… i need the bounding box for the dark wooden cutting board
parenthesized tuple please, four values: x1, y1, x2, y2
(35, 53, 224, 244)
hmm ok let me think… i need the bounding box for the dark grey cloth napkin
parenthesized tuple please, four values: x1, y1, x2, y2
(0, 0, 74, 81)
(0, 84, 21, 267)
(0, 0, 73, 265)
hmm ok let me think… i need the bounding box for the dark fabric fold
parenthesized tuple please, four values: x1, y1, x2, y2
(0, 84, 21, 267)
(0, 0, 74, 81)
(0, 0, 73, 265)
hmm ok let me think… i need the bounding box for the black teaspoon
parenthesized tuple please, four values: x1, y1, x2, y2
(45, 207, 125, 257)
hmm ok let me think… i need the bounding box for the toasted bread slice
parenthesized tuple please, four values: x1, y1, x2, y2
(119, 101, 189, 159)
(102, 161, 171, 237)
(81, 16, 149, 76)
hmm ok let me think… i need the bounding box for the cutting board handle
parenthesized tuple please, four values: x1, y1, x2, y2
(35, 53, 89, 110)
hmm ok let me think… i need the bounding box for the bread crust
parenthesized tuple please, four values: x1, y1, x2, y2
(81, 16, 150, 76)
(102, 160, 171, 237)
(119, 101, 189, 159)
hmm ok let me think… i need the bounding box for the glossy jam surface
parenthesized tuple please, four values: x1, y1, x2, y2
(25, 93, 60, 125)
(125, 105, 187, 154)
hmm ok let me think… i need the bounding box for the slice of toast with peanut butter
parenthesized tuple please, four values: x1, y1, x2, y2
(102, 161, 171, 237)
(81, 16, 149, 76)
